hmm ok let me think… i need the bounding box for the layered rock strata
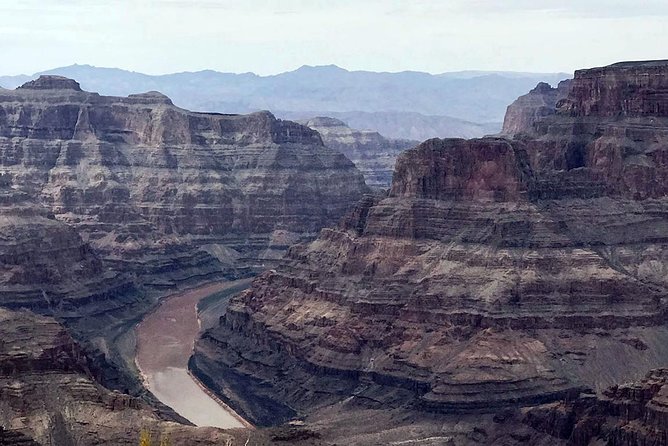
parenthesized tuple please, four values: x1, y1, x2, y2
(0, 308, 243, 446)
(0, 76, 368, 295)
(193, 61, 668, 431)
(0, 76, 368, 429)
(526, 368, 668, 445)
(0, 178, 127, 311)
(303, 117, 417, 189)
(501, 79, 571, 135)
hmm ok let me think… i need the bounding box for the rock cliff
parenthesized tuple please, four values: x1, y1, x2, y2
(303, 117, 417, 188)
(526, 368, 668, 445)
(192, 61, 668, 443)
(0, 76, 368, 293)
(501, 79, 571, 135)
(0, 308, 244, 446)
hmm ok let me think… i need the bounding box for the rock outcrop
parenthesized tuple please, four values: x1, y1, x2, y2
(0, 76, 368, 295)
(0, 308, 244, 446)
(501, 79, 571, 135)
(192, 61, 668, 441)
(303, 117, 417, 188)
(526, 368, 668, 445)
(506, 60, 668, 200)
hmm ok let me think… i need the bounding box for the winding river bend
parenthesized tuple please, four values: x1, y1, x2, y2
(135, 281, 251, 429)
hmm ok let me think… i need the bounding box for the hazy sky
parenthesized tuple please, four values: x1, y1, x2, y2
(1, 0, 667, 76)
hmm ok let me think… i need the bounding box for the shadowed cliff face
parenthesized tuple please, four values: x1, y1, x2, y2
(526, 368, 668, 446)
(0, 75, 368, 300)
(192, 61, 668, 443)
(508, 60, 668, 200)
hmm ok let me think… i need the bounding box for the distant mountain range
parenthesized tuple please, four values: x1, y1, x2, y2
(0, 64, 570, 140)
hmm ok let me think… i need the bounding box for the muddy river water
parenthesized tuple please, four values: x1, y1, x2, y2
(135, 281, 250, 429)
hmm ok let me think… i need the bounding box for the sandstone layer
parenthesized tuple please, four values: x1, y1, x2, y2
(193, 60, 668, 443)
(303, 117, 417, 189)
(0, 75, 368, 294)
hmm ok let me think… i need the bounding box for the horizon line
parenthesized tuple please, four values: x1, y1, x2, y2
(1, 62, 575, 79)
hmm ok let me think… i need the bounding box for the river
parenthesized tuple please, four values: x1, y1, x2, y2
(135, 281, 250, 429)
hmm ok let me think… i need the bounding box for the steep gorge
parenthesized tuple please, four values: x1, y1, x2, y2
(193, 60, 668, 444)
(0, 76, 369, 443)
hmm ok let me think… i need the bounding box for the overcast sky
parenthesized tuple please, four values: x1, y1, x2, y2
(1, 0, 666, 76)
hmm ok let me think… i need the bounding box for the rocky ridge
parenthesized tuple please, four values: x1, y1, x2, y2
(192, 60, 668, 443)
(303, 117, 418, 188)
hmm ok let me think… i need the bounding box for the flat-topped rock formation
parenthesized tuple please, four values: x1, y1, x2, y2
(192, 61, 668, 439)
(0, 76, 368, 293)
(304, 117, 417, 188)
(507, 60, 668, 200)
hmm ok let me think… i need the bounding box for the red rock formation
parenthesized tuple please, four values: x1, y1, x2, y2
(512, 60, 668, 200)
(192, 61, 668, 440)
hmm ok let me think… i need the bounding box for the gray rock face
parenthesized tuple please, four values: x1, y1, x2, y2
(304, 117, 417, 188)
(501, 80, 572, 135)
(0, 76, 368, 292)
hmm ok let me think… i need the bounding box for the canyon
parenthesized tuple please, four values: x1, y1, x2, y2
(0, 76, 368, 444)
(193, 60, 668, 444)
(1, 59, 667, 445)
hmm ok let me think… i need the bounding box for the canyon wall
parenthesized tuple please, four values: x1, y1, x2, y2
(0, 76, 368, 419)
(0, 76, 367, 289)
(193, 61, 668, 445)
(303, 117, 418, 189)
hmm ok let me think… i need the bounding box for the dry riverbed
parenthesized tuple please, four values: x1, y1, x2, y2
(135, 281, 252, 429)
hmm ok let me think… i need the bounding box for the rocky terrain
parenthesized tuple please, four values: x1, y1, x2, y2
(0, 76, 367, 282)
(193, 60, 668, 444)
(0, 77, 368, 443)
(303, 117, 417, 188)
(0, 307, 246, 445)
(501, 79, 572, 135)
(527, 368, 668, 445)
